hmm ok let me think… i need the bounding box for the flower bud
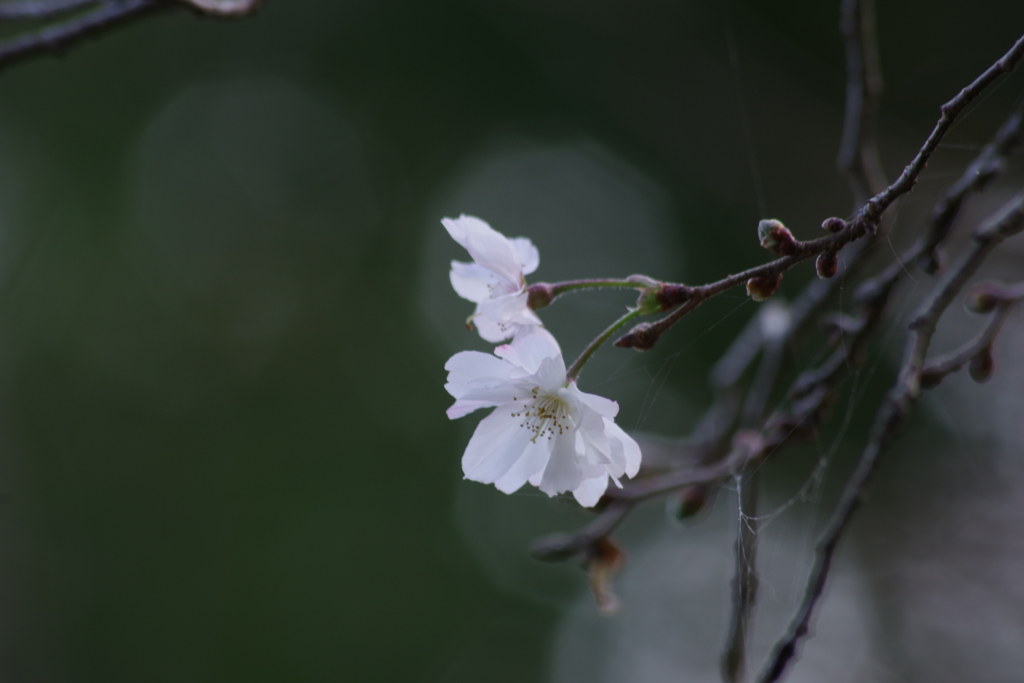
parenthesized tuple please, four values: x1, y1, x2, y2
(586, 537, 624, 616)
(746, 272, 783, 302)
(821, 217, 846, 233)
(965, 282, 1008, 314)
(613, 322, 659, 350)
(668, 485, 709, 521)
(815, 251, 838, 279)
(634, 288, 662, 316)
(758, 219, 798, 255)
(526, 282, 555, 310)
(625, 274, 659, 288)
(969, 347, 994, 383)
(918, 368, 944, 390)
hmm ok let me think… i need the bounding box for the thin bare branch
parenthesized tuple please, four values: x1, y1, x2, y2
(0, 0, 97, 20)
(861, 34, 1024, 223)
(0, 0, 165, 71)
(837, 0, 886, 205)
(920, 303, 1013, 386)
(756, 192, 1024, 683)
(613, 31, 1024, 353)
(0, 0, 257, 72)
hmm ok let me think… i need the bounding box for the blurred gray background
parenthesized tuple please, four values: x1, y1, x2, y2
(0, 0, 1023, 681)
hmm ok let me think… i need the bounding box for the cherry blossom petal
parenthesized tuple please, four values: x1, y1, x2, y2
(536, 431, 583, 496)
(462, 407, 536, 484)
(494, 436, 551, 494)
(575, 387, 620, 418)
(572, 475, 610, 507)
(442, 215, 522, 288)
(603, 418, 642, 478)
(509, 237, 540, 275)
(473, 290, 543, 342)
(495, 331, 563, 376)
(449, 260, 505, 303)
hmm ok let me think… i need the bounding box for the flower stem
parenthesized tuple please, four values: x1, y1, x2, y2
(566, 308, 642, 383)
(550, 279, 642, 296)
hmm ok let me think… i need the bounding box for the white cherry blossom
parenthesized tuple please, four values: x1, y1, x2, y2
(443, 214, 544, 343)
(444, 331, 641, 506)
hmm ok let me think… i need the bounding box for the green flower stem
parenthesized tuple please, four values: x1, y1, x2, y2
(565, 308, 642, 383)
(550, 279, 642, 296)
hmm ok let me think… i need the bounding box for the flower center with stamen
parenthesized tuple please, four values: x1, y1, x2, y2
(511, 387, 574, 442)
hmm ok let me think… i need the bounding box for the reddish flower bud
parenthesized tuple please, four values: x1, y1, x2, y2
(969, 347, 994, 383)
(821, 217, 846, 233)
(746, 272, 783, 302)
(669, 485, 710, 521)
(758, 219, 798, 255)
(816, 251, 838, 279)
(526, 282, 555, 310)
(613, 322, 659, 350)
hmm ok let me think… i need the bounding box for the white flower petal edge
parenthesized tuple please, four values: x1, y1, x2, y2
(445, 331, 641, 506)
(443, 214, 543, 343)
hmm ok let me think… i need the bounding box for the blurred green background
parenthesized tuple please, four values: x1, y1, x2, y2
(0, 1, 1023, 681)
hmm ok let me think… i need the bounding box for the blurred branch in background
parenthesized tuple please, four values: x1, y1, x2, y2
(0, 0, 256, 71)
(534, 6, 1024, 680)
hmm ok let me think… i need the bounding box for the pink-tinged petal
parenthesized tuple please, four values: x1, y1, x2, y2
(572, 475, 609, 507)
(509, 237, 539, 275)
(494, 438, 551, 494)
(462, 405, 535, 485)
(449, 260, 504, 303)
(603, 419, 642, 478)
(495, 331, 563, 375)
(536, 432, 583, 496)
(442, 215, 522, 288)
(573, 385, 620, 418)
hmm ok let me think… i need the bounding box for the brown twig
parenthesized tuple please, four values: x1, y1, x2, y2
(919, 302, 1014, 387)
(756, 192, 1024, 683)
(613, 32, 1024, 354)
